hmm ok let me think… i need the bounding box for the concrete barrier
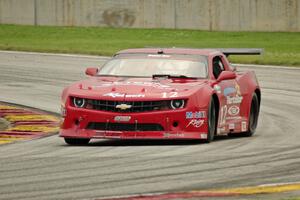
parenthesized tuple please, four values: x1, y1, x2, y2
(0, 0, 299, 31)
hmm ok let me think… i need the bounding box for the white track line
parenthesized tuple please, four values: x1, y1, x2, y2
(0, 50, 108, 60)
(234, 63, 300, 70)
(259, 181, 300, 187)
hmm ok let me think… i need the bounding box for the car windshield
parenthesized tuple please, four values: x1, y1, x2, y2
(98, 54, 208, 78)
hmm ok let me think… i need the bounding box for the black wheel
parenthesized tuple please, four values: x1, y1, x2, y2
(64, 138, 90, 145)
(245, 93, 260, 137)
(206, 97, 217, 143)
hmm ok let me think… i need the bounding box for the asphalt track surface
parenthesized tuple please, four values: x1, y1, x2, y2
(0, 51, 300, 200)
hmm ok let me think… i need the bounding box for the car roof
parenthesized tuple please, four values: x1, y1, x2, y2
(116, 48, 221, 56)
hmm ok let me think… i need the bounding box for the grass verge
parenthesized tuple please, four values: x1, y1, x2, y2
(0, 24, 299, 66)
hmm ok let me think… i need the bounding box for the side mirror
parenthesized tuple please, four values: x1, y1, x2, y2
(217, 71, 236, 82)
(85, 67, 98, 76)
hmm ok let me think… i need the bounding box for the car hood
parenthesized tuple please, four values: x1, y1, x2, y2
(67, 77, 209, 101)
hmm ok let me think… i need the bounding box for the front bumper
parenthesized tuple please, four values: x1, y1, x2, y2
(60, 129, 208, 139)
(59, 106, 208, 140)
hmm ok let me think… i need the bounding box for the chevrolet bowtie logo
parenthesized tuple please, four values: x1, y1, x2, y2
(116, 104, 132, 110)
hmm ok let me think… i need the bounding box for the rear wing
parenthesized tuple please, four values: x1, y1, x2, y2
(115, 47, 264, 57)
(216, 48, 263, 57)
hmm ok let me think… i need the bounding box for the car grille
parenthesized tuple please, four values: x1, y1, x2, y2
(87, 99, 170, 113)
(86, 122, 164, 131)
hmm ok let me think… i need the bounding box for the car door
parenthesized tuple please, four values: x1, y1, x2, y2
(212, 56, 242, 134)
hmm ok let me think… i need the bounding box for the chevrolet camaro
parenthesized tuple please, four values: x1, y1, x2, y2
(59, 48, 261, 145)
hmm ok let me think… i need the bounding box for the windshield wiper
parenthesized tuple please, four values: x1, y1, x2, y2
(152, 74, 197, 79)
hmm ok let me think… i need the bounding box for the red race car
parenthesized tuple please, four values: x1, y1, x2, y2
(60, 48, 261, 145)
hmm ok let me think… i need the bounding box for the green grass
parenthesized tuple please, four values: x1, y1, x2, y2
(0, 24, 299, 66)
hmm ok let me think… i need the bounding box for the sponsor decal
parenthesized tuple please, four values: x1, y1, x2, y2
(217, 127, 226, 134)
(195, 111, 206, 118)
(186, 112, 193, 119)
(186, 111, 206, 119)
(200, 133, 208, 139)
(163, 132, 184, 138)
(228, 105, 240, 116)
(103, 92, 124, 98)
(241, 121, 247, 132)
(214, 84, 221, 94)
(220, 105, 241, 123)
(224, 87, 236, 96)
(226, 116, 242, 120)
(186, 119, 204, 128)
(126, 94, 145, 98)
(225, 83, 243, 104)
(229, 123, 235, 130)
(114, 116, 131, 122)
(227, 96, 243, 104)
(103, 92, 145, 98)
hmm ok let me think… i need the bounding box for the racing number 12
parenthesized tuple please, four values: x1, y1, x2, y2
(162, 92, 178, 98)
(219, 105, 227, 125)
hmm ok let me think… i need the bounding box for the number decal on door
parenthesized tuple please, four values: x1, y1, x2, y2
(219, 105, 227, 125)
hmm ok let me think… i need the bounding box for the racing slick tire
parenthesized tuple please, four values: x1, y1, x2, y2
(64, 138, 90, 145)
(206, 97, 217, 143)
(244, 93, 260, 137)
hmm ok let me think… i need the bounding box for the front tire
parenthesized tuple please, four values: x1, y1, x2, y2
(206, 97, 217, 143)
(245, 93, 260, 137)
(64, 138, 90, 145)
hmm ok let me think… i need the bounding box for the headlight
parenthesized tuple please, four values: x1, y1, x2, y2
(73, 97, 86, 108)
(170, 99, 185, 109)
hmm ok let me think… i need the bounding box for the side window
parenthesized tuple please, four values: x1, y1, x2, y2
(213, 56, 225, 79)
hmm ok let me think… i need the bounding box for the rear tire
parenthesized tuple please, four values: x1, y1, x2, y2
(206, 97, 217, 143)
(64, 138, 90, 145)
(245, 93, 259, 137)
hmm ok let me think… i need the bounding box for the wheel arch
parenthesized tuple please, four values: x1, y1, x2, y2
(212, 93, 220, 128)
(254, 88, 261, 108)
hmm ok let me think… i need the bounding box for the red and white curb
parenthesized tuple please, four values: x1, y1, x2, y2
(0, 103, 60, 144)
(97, 182, 300, 200)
